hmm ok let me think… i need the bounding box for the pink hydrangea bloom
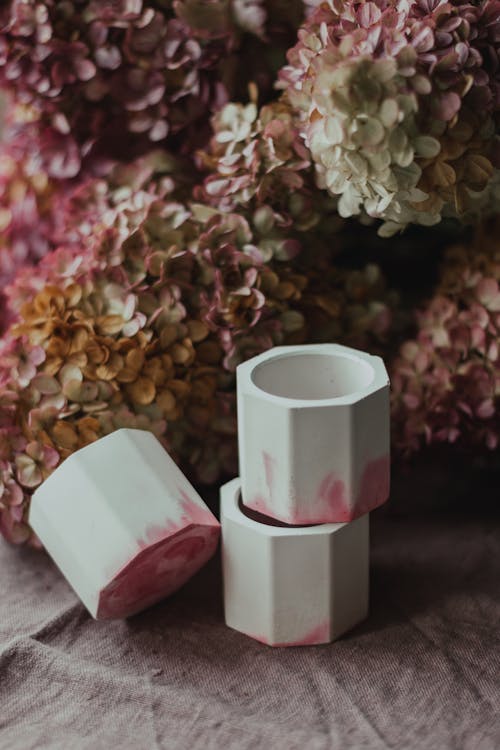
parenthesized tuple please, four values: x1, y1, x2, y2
(0, 0, 304, 176)
(392, 234, 500, 454)
(0, 115, 65, 284)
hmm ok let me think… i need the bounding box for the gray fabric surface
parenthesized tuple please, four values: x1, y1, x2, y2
(1, 485, 499, 750)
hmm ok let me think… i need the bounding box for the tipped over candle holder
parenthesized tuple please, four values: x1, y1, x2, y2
(29, 429, 220, 619)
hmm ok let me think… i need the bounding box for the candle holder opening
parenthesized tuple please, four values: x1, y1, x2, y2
(250, 351, 375, 401)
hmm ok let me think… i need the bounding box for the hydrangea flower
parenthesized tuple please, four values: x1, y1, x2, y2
(195, 93, 348, 282)
(198, 97, 315, 218)
(0, 102, 197, 331)
(392, 230, 500, 455)
(280, 0, 500, 235)
(0, 108, 63, 287)
(0, 0, 305, 177)
(0, 154, 396, 545)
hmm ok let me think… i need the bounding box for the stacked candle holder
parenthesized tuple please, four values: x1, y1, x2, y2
(220, 343, 390, 647)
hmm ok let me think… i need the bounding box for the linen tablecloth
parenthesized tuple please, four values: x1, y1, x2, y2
(1, 470, 499, 750)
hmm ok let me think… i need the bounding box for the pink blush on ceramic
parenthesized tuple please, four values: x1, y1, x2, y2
(97, 524, 219, 619)
(246, 456, 389, 526)
(251, 620, 331, 648)
(356, 455, 390, 516)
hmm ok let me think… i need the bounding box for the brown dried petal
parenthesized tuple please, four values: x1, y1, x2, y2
(143, 357, 166, 385)
(156, 389, 176, 413)
(464, 155, 493, 191)
(186, 319, 209, 342)
(126, 376, 156, 405)
(69, 326, 91, 353)
(273, 281, 299, 300)
(95, 353, 124, 380)
(167, 379, 191, 399)
(431, 161, 456, 188)
(96, 315, 125, 335)
(171, 342, 194, 365)
(115, 367, 139, 383)
(125, 348, 145, 371)
(159, 324, 179, 348)
(52, 421, 80, 451)
(76, 416, 101, 444)
(86, 341, 109, 365)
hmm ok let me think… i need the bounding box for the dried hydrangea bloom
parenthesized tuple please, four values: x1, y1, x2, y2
(195, 94, 346, 282)
(392, 230, 500, 455)
(0, 112, 63, 285)
(280, 0, 500, 235)
(0, 2, 225, 175)
(200, 99, 305, 203)
(0, 0, 305, 176)
(0, 148, 52, 282)
(0, 151, 396, 545)
(0, 113, 196, 332)
(0, 104, 72, 331)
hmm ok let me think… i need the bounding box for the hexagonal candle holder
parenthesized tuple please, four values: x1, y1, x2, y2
(221, 477, 369, 646)
(237, 343, 390, 525)
(29, 429, 220, 619)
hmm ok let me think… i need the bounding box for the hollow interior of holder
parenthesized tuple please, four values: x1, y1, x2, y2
(251, 351, 374, 400)
(237, 496, 317, 529)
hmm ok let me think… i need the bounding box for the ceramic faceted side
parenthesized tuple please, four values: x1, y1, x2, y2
(221, 478, 369, 647)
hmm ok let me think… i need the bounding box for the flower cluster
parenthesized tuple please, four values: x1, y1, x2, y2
(197, 96, 333, 229)
(0, 0, 305, 178)
(0, 100, 198, 330)
(391, 229, 500, 455)
(280, 0, 500, 235)
(0, 154, 396, 545)
(0, 117, 68, 268)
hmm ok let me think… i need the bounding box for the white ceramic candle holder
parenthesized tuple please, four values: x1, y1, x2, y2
(221, 477, 369, 647)
(237, 343, 390, 525)
(29, 429, 220, 620)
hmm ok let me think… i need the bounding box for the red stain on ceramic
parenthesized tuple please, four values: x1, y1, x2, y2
(163, 534, 206, 561)
(279, 620, 331, 647)
(244, 455, 276, 520)
(355, 455, 390, 515)
(97, 524, 219, 619)
(250, 620, 330, 647)
(316, 472, 350, 521)
(140, 519, 180, 548)
(262, 452, 275, 498)
(248, 486, 351, 526)
(178, 490, 219, 527)
(287, 458, 389, 524)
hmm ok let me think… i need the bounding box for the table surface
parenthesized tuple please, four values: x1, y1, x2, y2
(1, 473, 499, 750)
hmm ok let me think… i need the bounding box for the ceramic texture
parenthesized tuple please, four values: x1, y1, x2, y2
(221, 477, 369, 647)
(237, 343, 390, 524)
(29, 429, 220, 619)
